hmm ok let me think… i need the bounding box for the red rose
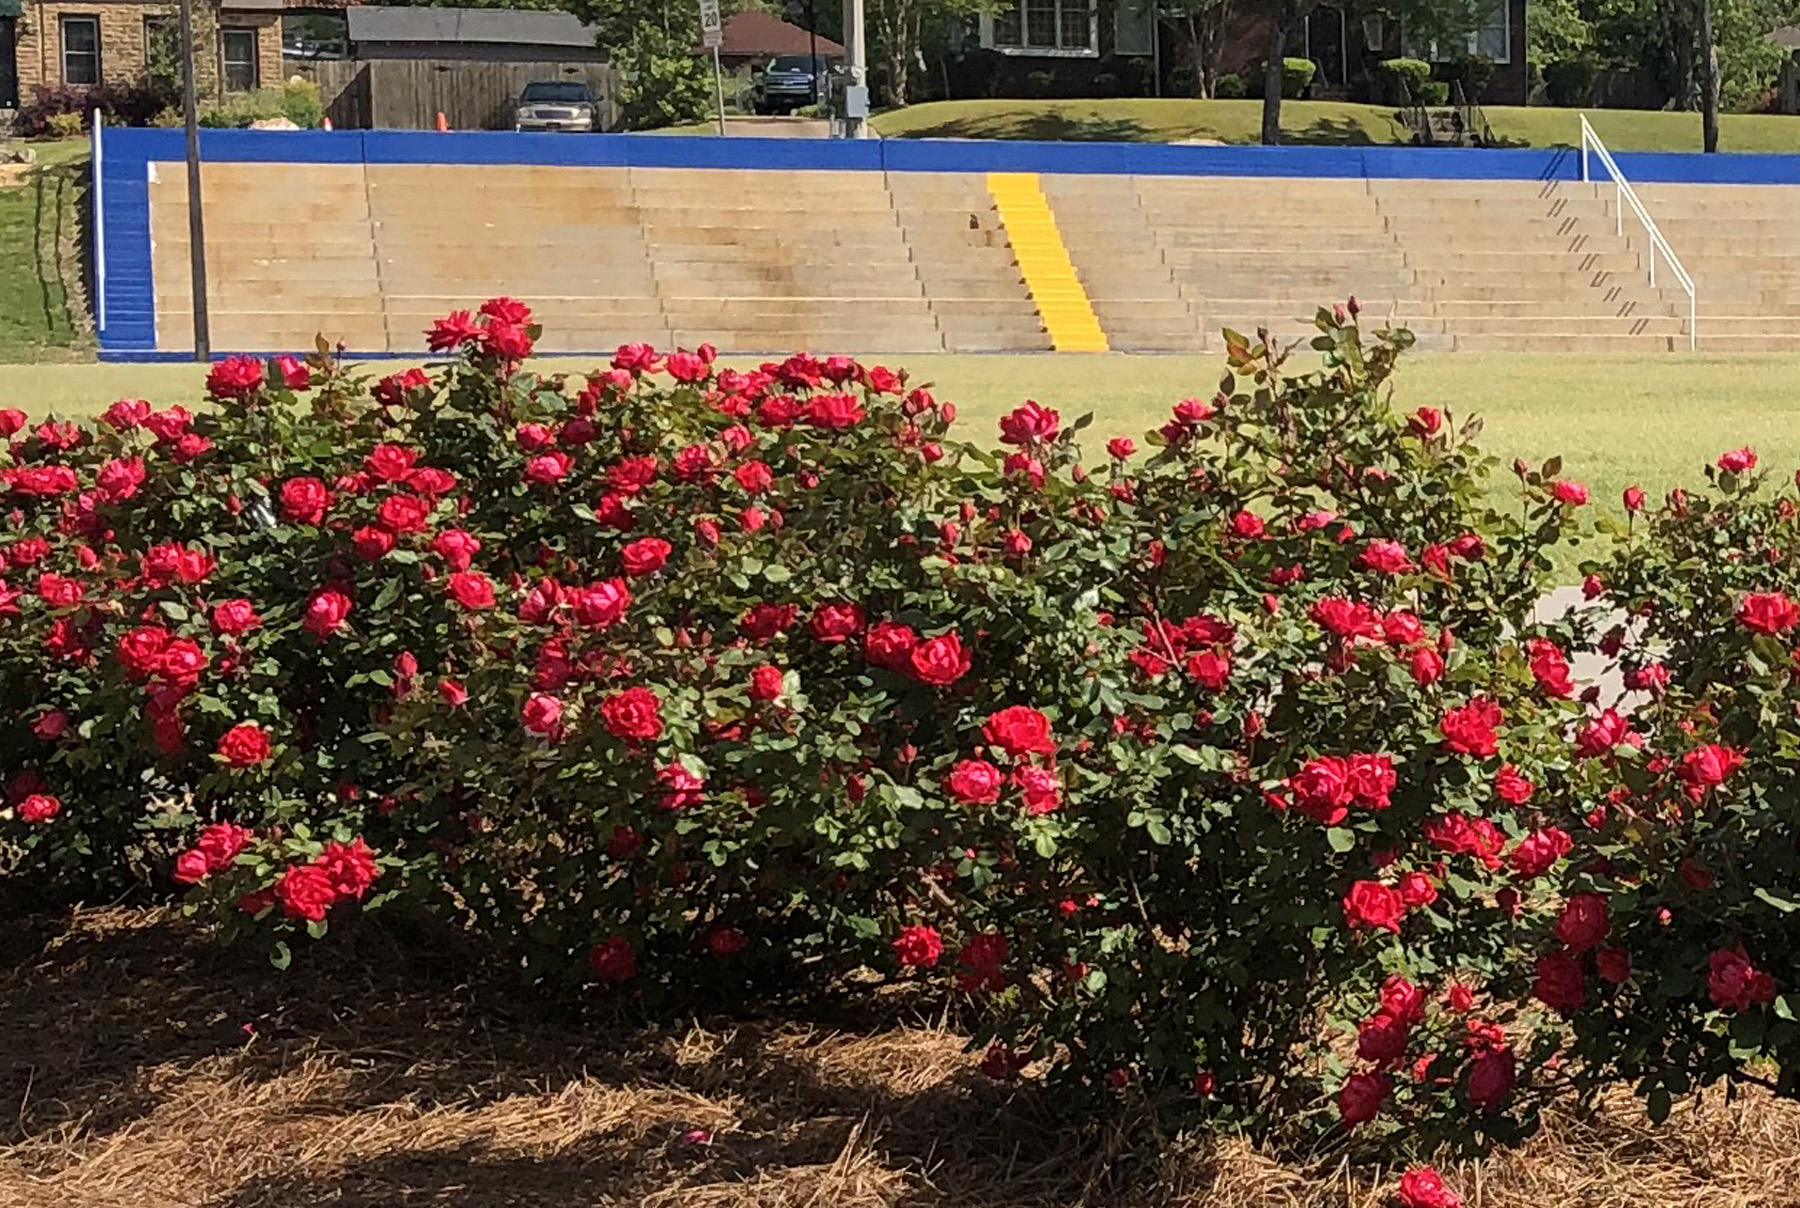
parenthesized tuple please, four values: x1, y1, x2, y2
(303, 588, 352, 640)
(158, 638, 208, 685)
(353, 526, 394, 561)
(1107, 437, 1135, 459)
(803, 393, 866, 429)
(194, 822, 254, 873)
(909, 633, 971, 686)
(524, 452, 573, 485)
(1737, 591, 1799, 635)
(589, 936, 637, 983)
(893, 924, 944, 968)
(1508, 827, 1572, 879)
(206, 355, 264, 400)
(864, 621, 918, 670)
(1346, 753, 1396, 809)
(432, 529, 481, 571)
(1358, 540, 1411, 575)
(95, 456, 146, 502)
(1343, 880, 1406, 933)
(1708, 945, 1776, 1012)
(217, 722, 273, 768)
(741, 603, 797, 641)
(272, 354, 310, 390)
(1550, 478, 1588, 505)
(1409, 648, 1444, 685)
(1356, 1011, 1410, 1064)
(438, 677, 469, 707)
(17, 793, 60, 824)
(733, 460, 774, 493)
(1015, 764, 1060, 814)
(600, 685, 662, 742)
(1574, 708, 1634, 758)
(1532, 950, 1586, 1013)
(1465, 1045, 1516, 1111)
(522, 693, 563, 737)
(749, 664, 785, 702)
(945, 758, 1004, 805)
(1311, 597, 1380, 639)
(571, 579, 632, 629)
(279, 477, 332, 525)
(365, 443, 418, 482)
(1398, 870, 1437, 908)
(656, 762, 706, 809)
(173, 849, 211, 884)
(1381, 974, 1427, 1023)
(1229, 510, 1264, 540)
(1718, 445, 1758, 473)
(276, 864, 338, 922)
(1596, 947, 1632, 985)
(1526, 638, 1573, 698)
(1493, 764, 1533, 804)
(982, 706, 1055, 757)
(956, 932, 1008, 993)
(1440, 697, 1502, 757)
(1397, 1168, 1463, 1208)
(447, 571, 496, 610)
(316, 837, 380, 898)
(809, 601, 865, 643)
(211, 598, 261, 635)
(1337, 1070, 1391, 1125)
(1291, 755, 1351, 824)
(998, 400, 1060, 446)
(376, 493, 431, 534)
(1407, 407, 1443, 437)
(1678, 743, 1743, 796)
(620, 537, 672, 576)
(1186, 649, 1230, 692)
(1623, 485, 1646, 512)
(1555, 892, 1611, 951)
(0, 408, 24, 436)
(33, 710, 69, 740)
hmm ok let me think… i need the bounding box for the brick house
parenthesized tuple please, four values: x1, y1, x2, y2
(946, 0, 1530, 107)
(1, 0, 284, 109)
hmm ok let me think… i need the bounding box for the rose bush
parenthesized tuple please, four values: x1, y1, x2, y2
(5, 299, 1799, 1153)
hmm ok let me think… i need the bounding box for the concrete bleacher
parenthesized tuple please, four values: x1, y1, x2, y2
(144, 156, 1780, 358)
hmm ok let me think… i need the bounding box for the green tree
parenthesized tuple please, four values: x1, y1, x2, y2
(866, 0, 999, 107)
(1162, 0, 1238, 98)
(580, 0, 760, 128)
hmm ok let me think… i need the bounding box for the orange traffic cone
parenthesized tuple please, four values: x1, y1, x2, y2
(436, 112, 449, 132)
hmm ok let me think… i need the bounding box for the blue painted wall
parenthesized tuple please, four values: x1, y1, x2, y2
(94, 127, 1800, 358)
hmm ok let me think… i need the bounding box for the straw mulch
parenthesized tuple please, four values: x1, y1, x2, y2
(2, 906, 1798, 1208)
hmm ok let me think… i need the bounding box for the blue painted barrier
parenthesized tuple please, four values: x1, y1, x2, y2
(95, 127, 1800, 359)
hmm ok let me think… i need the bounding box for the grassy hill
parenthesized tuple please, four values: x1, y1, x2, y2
(871, 98, 1800, 152)
(0, 139, 94, 363)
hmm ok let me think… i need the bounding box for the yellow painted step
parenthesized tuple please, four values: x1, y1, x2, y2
(986, 172, 1110, 353)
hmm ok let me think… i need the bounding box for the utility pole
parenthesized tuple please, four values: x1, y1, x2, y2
(178, 0, 210, 359)
(842, 0, 868, 138)
(808, 0, 820, 105)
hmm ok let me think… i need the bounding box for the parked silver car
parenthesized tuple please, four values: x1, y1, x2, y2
(513, 81, 597, 132)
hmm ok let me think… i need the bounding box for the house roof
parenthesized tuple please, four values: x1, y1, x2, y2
(345, 6, 603, 48)
(718, 10, 844, 58)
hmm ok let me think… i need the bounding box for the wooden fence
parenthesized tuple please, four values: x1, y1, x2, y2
(287, 58, 621, 132)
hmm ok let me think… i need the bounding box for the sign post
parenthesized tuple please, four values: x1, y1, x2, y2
(699, 0, 726, 136)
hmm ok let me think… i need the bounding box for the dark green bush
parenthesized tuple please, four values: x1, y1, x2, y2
(1376, 58, 1432, 106)
(1215, 72, 1248, 99)
(1282, 57, 1317, 99)
(1544, 58, 1595, 107)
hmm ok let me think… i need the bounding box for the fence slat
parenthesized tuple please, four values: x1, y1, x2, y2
(285, 58, 619, 131)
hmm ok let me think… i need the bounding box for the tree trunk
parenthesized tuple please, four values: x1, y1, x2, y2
(1697, 0, 1719, 152)
(1261, 9, 1285, 145)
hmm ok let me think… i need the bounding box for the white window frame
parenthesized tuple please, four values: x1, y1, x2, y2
(60, 15, 100, 86)
(1405, 3, 1513, 66)
(979, 0, 1100, 59)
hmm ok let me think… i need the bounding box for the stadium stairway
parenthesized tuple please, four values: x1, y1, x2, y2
(146, 162, 1749, 359)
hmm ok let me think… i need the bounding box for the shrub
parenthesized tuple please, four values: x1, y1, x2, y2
(1543, 58, 1595, 107)
(195, 83, 322, 130)
(1376, 58, 1433, 106)
(16, 80, 174, 137)
(1420, 80, 1451, 106)
(5, 302, 1800, 1153)
(1281, 57, 1317, 99)
(1442, 53, 1495, 100)
(1215, 72, 1248, 99)
(280, 79, 325, 129)
(1169, 64, 1198, 97)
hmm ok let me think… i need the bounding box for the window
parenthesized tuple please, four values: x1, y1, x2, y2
(1470, 4, 1511, 64)
(1112, 0, 1153, 56)
(144, 17, 179, 86)
(60, 15, 98, 86)
(982, 0, 1097, 56)
(220, 27, 258, 92)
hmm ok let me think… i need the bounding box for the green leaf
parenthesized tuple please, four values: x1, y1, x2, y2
(270, 941, 292, 971)
(1755, 887, 1800, 913)
(1646, 1087, 1672, 1124)
(1326, 827, 1357, 853)
(762, 564, 792, 584)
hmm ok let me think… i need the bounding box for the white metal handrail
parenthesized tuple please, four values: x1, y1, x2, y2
(1580, 114, 1695, 351)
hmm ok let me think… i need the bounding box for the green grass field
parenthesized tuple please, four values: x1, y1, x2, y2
(0, 139, 93, 364)
(871, 98, 1800, 152)
(7, 351, 1797, 522)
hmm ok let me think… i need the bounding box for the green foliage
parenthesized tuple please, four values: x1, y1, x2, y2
(1441, 53, 1495, 98)
(13, 302, 1800, 1153)
(1377, 57, 1434, 105)
(1281, 56, 1317, 98)
(191, 82, 324, 130)
(1543, 57, 1595, 105)
(1215, 72, 1249, 98)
